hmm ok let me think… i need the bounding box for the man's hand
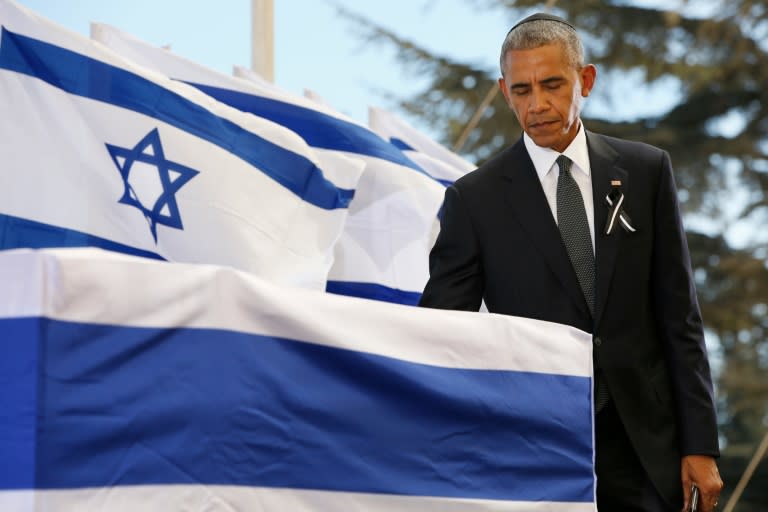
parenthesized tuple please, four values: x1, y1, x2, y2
(681, 455, 723, 511)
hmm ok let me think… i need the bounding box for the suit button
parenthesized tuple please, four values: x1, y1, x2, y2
(594, 336, 602, 346)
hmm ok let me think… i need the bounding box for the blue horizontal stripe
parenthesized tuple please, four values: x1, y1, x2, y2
(386, 139, 453, 186)
(0, 317, 594, 502)
(326, 280, 422, 306)
(0, 318, 38, 490)
(0, 29, 352, 210)
(0, 213, 165, 261)
(389, 137, 415, 151)
(189, 82, 428, 176)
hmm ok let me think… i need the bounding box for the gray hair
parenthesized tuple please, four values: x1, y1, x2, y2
(499, 19, 585, 75)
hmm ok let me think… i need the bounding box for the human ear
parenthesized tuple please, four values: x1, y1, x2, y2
(579, 64, 597, 97)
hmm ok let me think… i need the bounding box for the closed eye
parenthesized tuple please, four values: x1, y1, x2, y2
(541, 78, 565, 90)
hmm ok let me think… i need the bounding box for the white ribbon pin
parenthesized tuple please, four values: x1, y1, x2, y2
(604, 181, 636, 235)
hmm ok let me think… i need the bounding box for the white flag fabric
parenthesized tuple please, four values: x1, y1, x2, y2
(91, 21, 446, 306)
(367, 106, 490, 310)
(0, 247, 597, 511)
(0, 0, 362, 290)
(369, 105, 476, 185)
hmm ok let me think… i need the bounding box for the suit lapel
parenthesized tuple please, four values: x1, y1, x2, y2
(500, 139, 591, 318)
(587, 132, 627, 328)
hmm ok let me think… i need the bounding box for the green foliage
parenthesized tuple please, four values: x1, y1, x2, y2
(338, 0, 768, 450)
(688, 232, 768, 446)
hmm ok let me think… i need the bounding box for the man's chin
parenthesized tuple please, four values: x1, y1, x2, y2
(525, 132, 560, 151)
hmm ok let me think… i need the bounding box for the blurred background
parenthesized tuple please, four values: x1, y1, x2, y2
(18, 0, 768, 508)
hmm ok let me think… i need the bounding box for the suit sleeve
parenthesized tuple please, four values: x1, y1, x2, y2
(418, 185, 484, 311)
(653, 151, 720, 457)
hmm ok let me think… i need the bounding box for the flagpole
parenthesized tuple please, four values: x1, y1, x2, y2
(722, 431, 768, 512)
(251, 0, 274, 82)
(452, 85, 497, 153)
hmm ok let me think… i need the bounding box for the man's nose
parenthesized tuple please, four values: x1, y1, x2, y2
(528, 89, 549, 113)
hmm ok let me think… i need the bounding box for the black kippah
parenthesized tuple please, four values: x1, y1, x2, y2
(508, 12, 575, 33)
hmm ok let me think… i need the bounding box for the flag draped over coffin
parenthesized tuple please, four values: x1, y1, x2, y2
(0, 0, 362, 290)
(91, 22, 446, 306)
(0, 247, 596, 511)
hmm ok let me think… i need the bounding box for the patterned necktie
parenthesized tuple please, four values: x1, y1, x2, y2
(556, 155, 610, 411)
(556, 155, 595, 315)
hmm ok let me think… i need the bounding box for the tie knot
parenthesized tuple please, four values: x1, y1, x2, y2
(556, 155, 572, 176)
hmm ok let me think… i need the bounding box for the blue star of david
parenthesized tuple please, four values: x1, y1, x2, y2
(106, 128, 199, 243)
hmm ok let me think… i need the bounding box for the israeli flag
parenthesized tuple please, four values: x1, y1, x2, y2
(0, 247, 596, 511)
(0, 0, 362, 290)
(366, 106, 495, 312)
(368, 105, 476, 186)
(91, 22, 446, 306)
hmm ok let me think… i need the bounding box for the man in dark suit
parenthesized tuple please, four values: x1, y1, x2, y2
(419, 13, 723, 511)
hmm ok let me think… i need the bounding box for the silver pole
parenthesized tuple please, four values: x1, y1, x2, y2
(722, 431, 768, 512)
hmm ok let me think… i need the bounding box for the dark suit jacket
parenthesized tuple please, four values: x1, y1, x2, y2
(419, 132, 719, 504)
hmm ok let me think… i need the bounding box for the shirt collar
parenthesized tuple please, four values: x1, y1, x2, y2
(523, 122, 590, 179)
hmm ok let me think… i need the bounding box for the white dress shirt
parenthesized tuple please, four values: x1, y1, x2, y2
(523, 123, 595, 252)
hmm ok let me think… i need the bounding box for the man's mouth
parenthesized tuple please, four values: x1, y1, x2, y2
(529, 120, 557, 129)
